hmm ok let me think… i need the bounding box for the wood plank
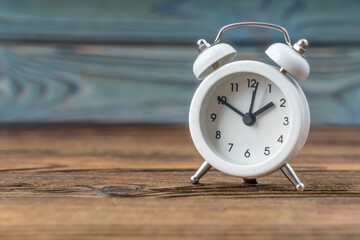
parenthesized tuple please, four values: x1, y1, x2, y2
(0, 125, 359, 239)
(0, 44, 359, 125)
(0, 0, 359, 44)
(0, 125, 359, 171)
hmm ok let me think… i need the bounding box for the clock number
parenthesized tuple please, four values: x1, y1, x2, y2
(268, 84, 272, 93)
(217, 96, 227, 104)
(230, 83, 239, 92)
(228, 143, 234, 152)
(280, 98, 286, 107)
(244, 149, 250, 158)
(247, 79, 257, 88)
(264, 147, 270, 156)
(283, 117, 289, 125)
(277, 135, 284, 143)
(215, 131, 221, 139)
(211, 113, 217, 122)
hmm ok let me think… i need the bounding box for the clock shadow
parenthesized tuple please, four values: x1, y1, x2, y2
(144, 181, 300, 198)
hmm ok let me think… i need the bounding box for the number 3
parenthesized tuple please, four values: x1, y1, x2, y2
(283, 117, 289, 125)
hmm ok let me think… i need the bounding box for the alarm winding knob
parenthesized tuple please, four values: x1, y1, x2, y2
(292, 39, 308, 54)
(197, 39, 210, 53)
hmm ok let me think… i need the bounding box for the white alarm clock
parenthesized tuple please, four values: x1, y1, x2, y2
(189, 22, 310, 191)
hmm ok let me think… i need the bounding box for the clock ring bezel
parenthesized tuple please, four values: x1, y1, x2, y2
(189, 60, 305, 178)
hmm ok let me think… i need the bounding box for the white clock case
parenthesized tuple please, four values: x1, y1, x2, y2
(189, 60, 310, 178)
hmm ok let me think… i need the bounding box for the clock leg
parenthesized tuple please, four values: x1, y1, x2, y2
(281, 163, 305, 191)
(190, 161, 212, 184)
(243, 178, 258, 184)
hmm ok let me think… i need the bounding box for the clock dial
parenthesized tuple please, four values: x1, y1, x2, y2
(201, 72, 290, 165)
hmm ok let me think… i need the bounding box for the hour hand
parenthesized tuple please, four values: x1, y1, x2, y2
(217, 97, 245, 117)
(253, 102, 274, 117)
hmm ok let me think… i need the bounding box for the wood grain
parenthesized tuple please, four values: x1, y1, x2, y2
(1, 44, 359, 125)
(0, 0, 359, 125)
(0, 125, 359, 239)
(0, 0, 359, 44)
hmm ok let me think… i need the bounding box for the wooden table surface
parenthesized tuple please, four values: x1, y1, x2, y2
(0, 125, 359, 239)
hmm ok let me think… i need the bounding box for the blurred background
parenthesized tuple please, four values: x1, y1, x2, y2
(0, 0, 359, 125)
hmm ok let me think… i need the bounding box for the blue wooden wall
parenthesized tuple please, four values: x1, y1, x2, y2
(0, 0, 359, 125)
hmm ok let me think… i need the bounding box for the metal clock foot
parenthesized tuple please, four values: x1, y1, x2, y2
(281, 163, 305, 191)
(190, 161, 212, 184)
(243, 178, 258, 184)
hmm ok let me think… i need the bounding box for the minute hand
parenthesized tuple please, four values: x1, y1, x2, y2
(253, 102, 275, 117)
(249, 82, 259, 113)
(217, 97, 245, 117)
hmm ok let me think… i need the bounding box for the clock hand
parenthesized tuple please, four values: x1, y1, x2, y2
(253, 102, 275, 117)
(249, 82, 259, 114)
(217, 96, 245, 117)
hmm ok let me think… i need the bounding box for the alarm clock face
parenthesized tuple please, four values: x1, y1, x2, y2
(189, 61, 304, 177)
(201, 72, 289, 165)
